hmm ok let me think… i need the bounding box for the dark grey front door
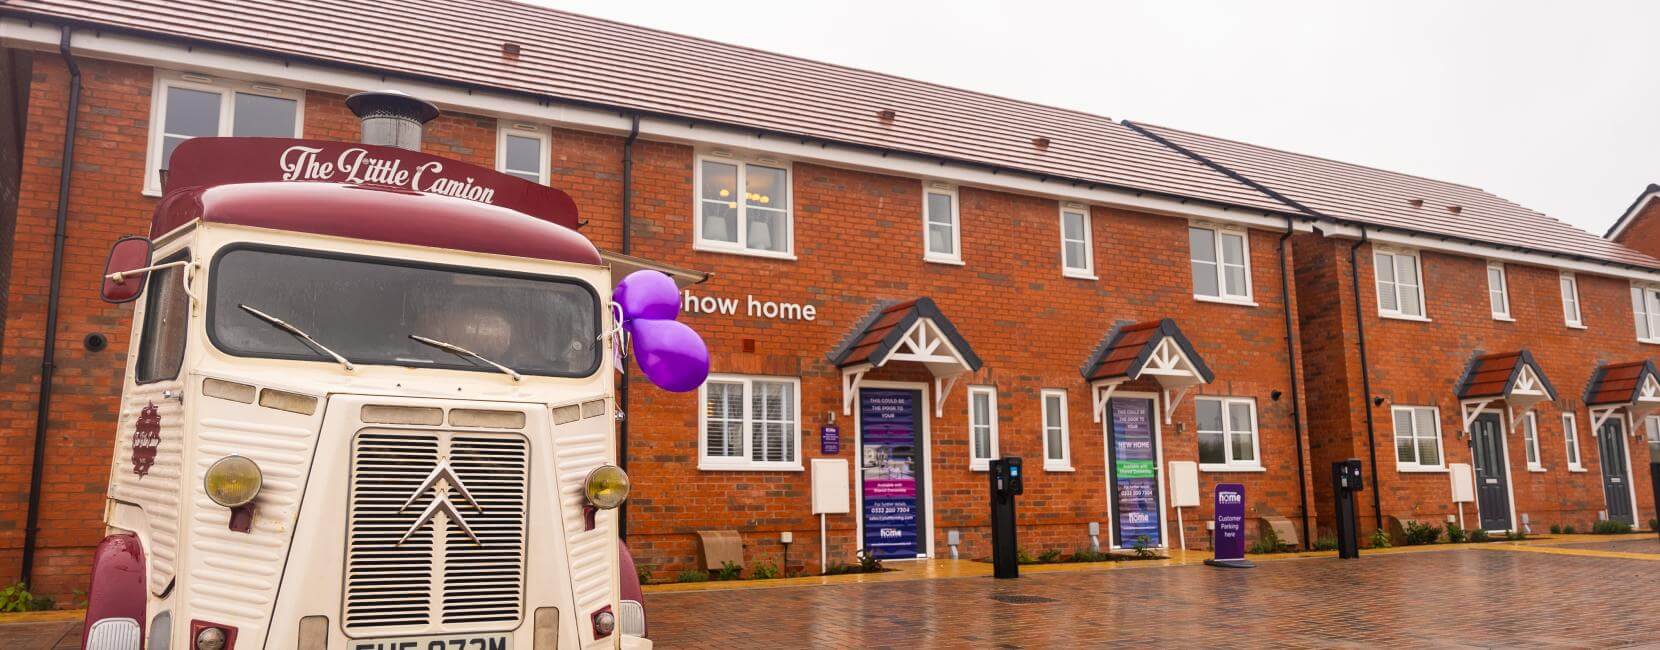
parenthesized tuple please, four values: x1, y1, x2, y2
(1597, 418, 1635, 525)
(1470, 413, 1512, 531)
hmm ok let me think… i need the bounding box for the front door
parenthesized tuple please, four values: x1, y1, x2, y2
(1470, 413, 1513, 531)
(859, 388, 926, 559)
(1106, 397, 1161, 548)
(1597, 418, 1636, 525)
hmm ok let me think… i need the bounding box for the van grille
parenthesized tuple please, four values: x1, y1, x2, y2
(345, 429, 529, 634)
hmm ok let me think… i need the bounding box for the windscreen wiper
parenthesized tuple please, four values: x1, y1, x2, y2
(408, 334, 523, 382)
(239, 304, 355, 371)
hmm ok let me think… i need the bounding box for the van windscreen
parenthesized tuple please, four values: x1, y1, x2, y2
(209, 247, 601, 377)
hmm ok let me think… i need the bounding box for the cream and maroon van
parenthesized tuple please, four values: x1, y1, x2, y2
(83, 92, 658, 650)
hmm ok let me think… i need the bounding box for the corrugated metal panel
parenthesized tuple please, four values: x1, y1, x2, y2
(1133, 122, 1660, 269)
(0, 0, 1290, 214)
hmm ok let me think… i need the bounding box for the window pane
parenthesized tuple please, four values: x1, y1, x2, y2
(1227, 402, 1252, 433)
(746, 165, 787, 209)
(1192, 260, 1219, 297)
(136, 264, 190, 382)
(1416, 436, 1440, 467)
(1488, 267, 1506, 314)
(165, 87, 221, 137)
(1062, 212, 1086, 240)
(747, 207, 787, 252)
(1196, 399, 1223, 432)
(1395, 255, 1419, 287)
(700, 161, 738, 243)
(1223, 265, 1247, 297)
(1220, 232, 1245, 266)
(1047, 429, 1064, 461)
(928, 223, 955, 255)
(1198, 432, 1225, 465)
(701, 161, 737, 201)
(1399, 285, 1422, 316)
(1231, 432, 1255, 462)
(1044, 395, 1062, 427)
(927, 192, 954, 225)
(1374, 253, 1396, 284)
(503, 133, 542, 176)
(231, 92, 296, 137)
(1189, 227, 1216, 263)
(1394, 410, 1416, 463)
(1064, 241, 1087, 269)
(1414, 408, 1439, 466)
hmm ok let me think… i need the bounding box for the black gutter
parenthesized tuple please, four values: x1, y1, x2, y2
(1277, 218, 1313, 549)
(616, 113, 640, 540)
(22, 26, 79, 588)
(1347, 228, 1384, 531)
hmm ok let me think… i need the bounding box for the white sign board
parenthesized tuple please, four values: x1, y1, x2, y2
(811, 458, 850, 514)
(1449, 463, 1475, 503)
(1168, 460, 1200, 508)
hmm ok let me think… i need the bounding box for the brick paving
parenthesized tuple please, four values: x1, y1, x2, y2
(1561, 537, 1660, 555)
(646, 549, 1660, 648)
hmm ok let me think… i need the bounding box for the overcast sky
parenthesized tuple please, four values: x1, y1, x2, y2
(535, 0, 1659, 235)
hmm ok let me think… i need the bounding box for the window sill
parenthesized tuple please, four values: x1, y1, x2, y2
(970, 463, 990, 472)
(1379, 312, 1432, 323)
(692, 242, 797, 261)
(1193, 294, 1258, 308)
(1527, 466, 1547, 473)
(1565, 323, 1587, 330)
(1639, 338, 1660, 346)
(142, 187, 163, 199)
(1491, 315, 1515, 322)
(1568, 466, 1587, 473)
(924, 256, 965, 266)
(1044, 464, 1075, 472)
(1396, 466, 1449, 473)
(1199, 464, 1265, 473)
(1062, 270, 1098, 280)
(699, 462, 804, 472)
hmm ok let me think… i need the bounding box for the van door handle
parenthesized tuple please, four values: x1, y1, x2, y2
(161, 390, 183, 402)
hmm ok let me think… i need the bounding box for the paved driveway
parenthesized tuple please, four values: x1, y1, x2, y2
(647, 545, 1660, 648)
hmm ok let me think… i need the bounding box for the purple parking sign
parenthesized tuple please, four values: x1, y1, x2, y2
(1206, 483, 1254, 568)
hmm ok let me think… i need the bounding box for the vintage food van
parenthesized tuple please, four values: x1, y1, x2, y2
(81, 92, 690, 650)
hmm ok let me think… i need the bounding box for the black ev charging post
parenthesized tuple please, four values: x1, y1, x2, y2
(1333, 459, 1364, 559)
(990, 457, 1024, 579)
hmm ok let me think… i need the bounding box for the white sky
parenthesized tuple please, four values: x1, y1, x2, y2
(534, 0, 1660, 235)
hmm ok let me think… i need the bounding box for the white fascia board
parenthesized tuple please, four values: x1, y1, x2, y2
(4, 17, 1308, 235)
(1317, 220, 1660, 284)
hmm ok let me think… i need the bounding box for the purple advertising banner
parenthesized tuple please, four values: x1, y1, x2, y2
(1110, 398, 1161, 548)
(861, 389, 921, 559)
(821, 425, 841, 455)
(1213, 483, 1247, 561)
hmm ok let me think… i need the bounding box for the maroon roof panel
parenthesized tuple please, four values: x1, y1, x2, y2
(1132, 122, 1660, 269)
(1584, 360, 1659, 406)
(1, 0, 1290, 215)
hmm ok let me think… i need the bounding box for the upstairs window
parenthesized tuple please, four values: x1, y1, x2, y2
(497, 122, 550, 184)
(699, 375, 800, 470)
(968, 386, 999, 471)
(1633, 285, 1660, 343)
(1059, 205, 1094, 278)
(1391, 406, 1444, 470)
(1196, 397, 1260, 470)
(696, 156, 792, 258)
(1040, 389, 1072, 471)
(923, 185, 961, 264)
(1189, 225, 1252, 302)
(1560, 273, 1583, 328)
(1563, 413, 1583, 471)
(1487, 263, 1511, 320)
(147, 71, 302, 194)
(1374, 250, 1426, 319)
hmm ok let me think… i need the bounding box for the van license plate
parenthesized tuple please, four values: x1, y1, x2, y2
(352, 634, 511, 650)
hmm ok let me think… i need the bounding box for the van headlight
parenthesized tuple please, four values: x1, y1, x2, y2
(204, 455, 263, 508)
(583, 465, 630, 509)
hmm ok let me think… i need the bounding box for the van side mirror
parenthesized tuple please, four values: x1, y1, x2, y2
(102, 236, 154, 303)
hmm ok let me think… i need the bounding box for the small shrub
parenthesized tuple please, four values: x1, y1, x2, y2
(1070, 547, 1112, 562)
(1248, 526, 1286, 554)
(1402, 521, 1441, 546)
(750, 561, 781, 580)
(1549, 524, 1562, 535)
(635, 564, 654, 586)
(675, 570, 709, 583)
(1312, 536, 1338, 551)
(1562, 525, 1576, 535)
(713, 561, 743, 581)
(1468, 529, 1491, 543)
(0, 583, 51, 613)
(1445, 523, 1466, 543)
(1037, 549, 1062, 564)
(822, 563, 851, 576)
(856, 548, 884, 573)
(1132, 535, 1156, 558)
(1592, 520, 1633, 535)
(1368, 528, 1392, 549)
(1649, 518, 1658, 532)
(1016, 548, 1036, 565)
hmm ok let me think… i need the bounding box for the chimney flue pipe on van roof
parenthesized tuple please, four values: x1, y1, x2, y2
(345, 90, 440, 151)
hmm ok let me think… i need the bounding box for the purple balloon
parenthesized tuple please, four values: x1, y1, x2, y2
(627, 318, 710, 392)
(615, 270, 681, 322)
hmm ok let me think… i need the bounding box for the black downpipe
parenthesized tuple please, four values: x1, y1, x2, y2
(1278, 218, 1312, 549)
(22, 27, 80, 588)
(1347, 228, 1385, 531)
(617, 114, 640, 540)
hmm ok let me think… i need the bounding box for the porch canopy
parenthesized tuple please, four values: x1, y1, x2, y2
(1455, 350, 1558, 434)
(1583, 360, 1660, 432)
(1080, 319, 1214, 424)
(831, 297, 982, 417)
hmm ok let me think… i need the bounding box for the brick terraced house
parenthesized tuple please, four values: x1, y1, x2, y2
(0, 0, 1653, 599)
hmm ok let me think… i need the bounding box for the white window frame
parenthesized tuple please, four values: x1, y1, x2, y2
(1632, 283, 1660, 344)
(1040, 389, 1073, 471)
(1195, 396, 1263, 471)
(1487, 262, 1512, 321)
(144, 70, 305, 196)
(1059, 204, 1095, 279)
(1374, 249, 1429, 321)
(1188, 223, 1255, 305)
(1391, 405, 1446, 471)
(1563, 413, 1584, 472)
(697, 374, 803, 471)
(1522, 411, 1544, 471)
(922, 183, 962, 265)
(693, 152, 795, 260)
(496, 121, 551, 185)
(968, 385, 999, 471)
(1560, 273, 1584, 329)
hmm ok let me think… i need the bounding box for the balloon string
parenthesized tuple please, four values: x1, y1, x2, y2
(604, 301, 631, 369)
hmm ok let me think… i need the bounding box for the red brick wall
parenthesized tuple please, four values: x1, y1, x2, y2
(1614, 196, 1660, 261)
(1293, 233, 1659, 540)
(0, 48, 33, 357)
